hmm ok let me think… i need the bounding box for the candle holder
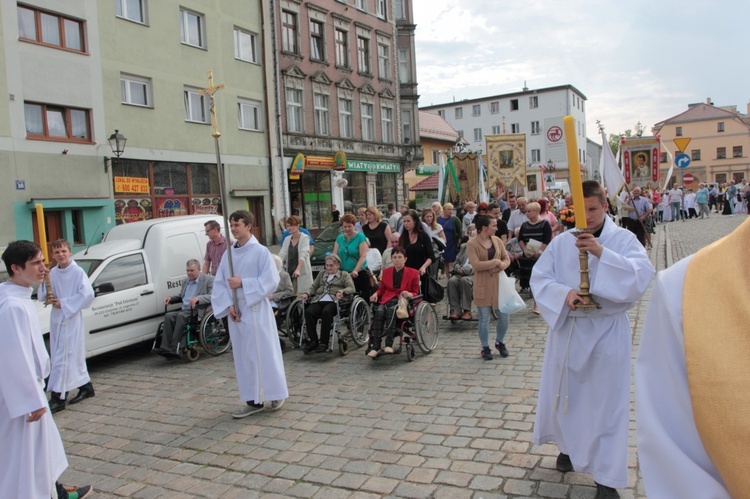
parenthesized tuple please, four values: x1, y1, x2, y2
(573, 229, 601, 311)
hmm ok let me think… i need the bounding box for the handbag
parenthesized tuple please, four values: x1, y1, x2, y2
(396, 295, 409, 319)
(497, 271, 526, 314)
(423, 273, 444, 303)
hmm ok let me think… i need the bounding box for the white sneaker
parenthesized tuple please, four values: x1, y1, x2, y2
(367, 349, 379, 358)
(384, 346, 394, 354)
(232, 403, 264, 419)
(269, 399, 285, 411)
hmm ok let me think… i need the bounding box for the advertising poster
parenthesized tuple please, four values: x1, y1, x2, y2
(191, 197, 222, 215)
(155, 198, 189, 218)
(115, 198, 152, 224)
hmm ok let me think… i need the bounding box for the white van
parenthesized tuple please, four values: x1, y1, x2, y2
(38, 215, 222, 357)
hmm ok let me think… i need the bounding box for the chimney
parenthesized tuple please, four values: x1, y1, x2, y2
(706, 97, 713, 105)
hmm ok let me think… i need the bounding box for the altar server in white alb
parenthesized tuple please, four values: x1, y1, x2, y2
(211, 210, 289, 419)
(1, 241, 92, 499)
(530, 181, 653, 499)
(39, 239, 96, 414)
(636, 218, 750, 499)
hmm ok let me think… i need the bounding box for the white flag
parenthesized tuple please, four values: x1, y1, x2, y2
(600, 130, 627, 205)
(478, 154, 489, 203)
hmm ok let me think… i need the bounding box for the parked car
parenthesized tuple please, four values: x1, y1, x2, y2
(309, 221, 342, 277)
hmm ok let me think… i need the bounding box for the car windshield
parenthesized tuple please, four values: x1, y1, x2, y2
(316, 223, 342, 242)
(76, 259, 104, 277)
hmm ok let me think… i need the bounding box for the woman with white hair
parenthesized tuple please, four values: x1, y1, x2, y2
(268, 254, 294, 309)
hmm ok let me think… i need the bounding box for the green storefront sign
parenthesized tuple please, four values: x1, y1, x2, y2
(416, 165, 440, 176)
(346, 160, 400, 173)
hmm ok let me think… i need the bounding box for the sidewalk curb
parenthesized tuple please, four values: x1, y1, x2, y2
(664, 223, 673, 268)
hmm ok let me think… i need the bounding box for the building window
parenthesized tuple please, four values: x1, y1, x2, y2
(24, 102, 91, 141)
(676, 126, 683, 136)
(733, 146, 743, 158)
(116, 0, 146, 24)
(339, 98, 353, 138)
(510, 99, 519, 111)
(238, 98, 262, 131)
(310, 20, 325, 61)
(691, 149, 701, 161)
(395, 0, 404, 19)
(234, 28, 257, 63)
(286, 88, 303, 132)
(381, 106, 393, 142)
(179, 8, 205, 48)
(431, 150, 439, 164)
(335, 29, 349, 68)
(473, 128, 482, 141)
(529, 96, 538, 108)
(457, 130, 464, 138)
(401, 109, 411, 142)
(490, 102, 499, 114)
(437, 110, 445, 119)
(357, 37, 370, 74)
(531, 121, 540, 135)
(377, 43, 390, 79)
(717, 122, 725, 132)
(361, 103, 374, 140)
(120, 74, 152, 107)
(17, 6, 85, 52)
(398, 48, 409, 82)
(733, 172, 745, 182)
(717, 147, 726, 159)
(356, 0, 367, 11)
(491, 125, 501, 134)
(715, 173, 727, 185)
(281, 11, 298, 54)
(531, 149, 541, 162)
(376, 0, 386, 18)
(511, 123, 520, 133)
(183, 87, 208, 123)
(455, 107, 463, 119)
(660, 152, 667, 163)
(314, 93, 330, 136)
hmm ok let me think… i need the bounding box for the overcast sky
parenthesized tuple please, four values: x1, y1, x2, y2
(412, 0, 750, 144)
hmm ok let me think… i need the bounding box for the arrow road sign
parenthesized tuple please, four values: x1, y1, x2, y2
(675, 153, 691, 169)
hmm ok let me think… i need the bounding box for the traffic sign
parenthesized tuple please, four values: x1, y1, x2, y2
(674, 137, 691, 152)
(683, 173, 695, 185)
(675, 153, 691, 169)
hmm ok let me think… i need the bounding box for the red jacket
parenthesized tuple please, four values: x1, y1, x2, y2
(376, 266, 420, 304)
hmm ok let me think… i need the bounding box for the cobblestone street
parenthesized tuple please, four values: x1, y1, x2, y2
(55, 214, 747, 498)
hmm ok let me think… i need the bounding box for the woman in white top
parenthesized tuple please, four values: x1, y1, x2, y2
(421, 209, 446, 243)
(279, 215, 313, 295)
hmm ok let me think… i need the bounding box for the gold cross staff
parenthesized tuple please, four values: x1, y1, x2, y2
(199, 70, 225, 139)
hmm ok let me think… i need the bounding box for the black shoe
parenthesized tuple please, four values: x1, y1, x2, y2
(315, 343, 328, 353)
(303, 341, 318, 354)
(556, 452, 573, 473)
(481, 347, 493, 360)
(594, 483, 620, 499)
(69, 384, 95, 405)
(49, 395, 66, 414)
(495, 341, 509, 357)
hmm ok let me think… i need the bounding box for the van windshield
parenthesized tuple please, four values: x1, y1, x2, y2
(76, 259, 103, 277)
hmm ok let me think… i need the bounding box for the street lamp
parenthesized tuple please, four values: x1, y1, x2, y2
(546, 159, 556, 171)
(635, 121, 644, 138)
(104, 129, 127, 173)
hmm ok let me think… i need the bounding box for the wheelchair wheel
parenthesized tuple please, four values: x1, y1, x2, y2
(338, 339, 349, 356)
(348, 297, 371, 347)
(199, 310, 231, 356)
(153, 322, 165, 350)
(186, 346, 200, 362)
(415, 301, 439, 353)
(406, 343, 416, 362)
(285, 299, 305, 347)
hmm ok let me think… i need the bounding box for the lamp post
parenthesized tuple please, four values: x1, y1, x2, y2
(104, 129, 127, 173)
(635, 121, 644, 138)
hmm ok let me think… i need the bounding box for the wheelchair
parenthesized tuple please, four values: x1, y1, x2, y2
(274, 295, 298, 351)
(290, 294, 371, 355)
(366, 294, 439, 362)
(153, 304, 230, 361)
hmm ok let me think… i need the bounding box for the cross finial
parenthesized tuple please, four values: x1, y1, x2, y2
(199, 70, 225, 139)
(502, 116, 506, 134)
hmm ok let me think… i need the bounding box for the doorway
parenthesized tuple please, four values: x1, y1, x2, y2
(32, 210, 63, 261)
(246, 197, 264, 243)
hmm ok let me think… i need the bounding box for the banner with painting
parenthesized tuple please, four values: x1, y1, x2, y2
(619, 136, 661, 189)
(485, 133, 527, 192)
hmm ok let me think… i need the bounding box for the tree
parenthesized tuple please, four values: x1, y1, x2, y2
(607, 129, 632, 154)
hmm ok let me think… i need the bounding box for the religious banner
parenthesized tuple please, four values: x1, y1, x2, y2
(451, 152, 480, 203)
(619, 136, 661, 189)
(485, 133, 527, 189)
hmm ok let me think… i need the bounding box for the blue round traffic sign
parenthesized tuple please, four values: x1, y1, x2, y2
(675, 153, 691, 169)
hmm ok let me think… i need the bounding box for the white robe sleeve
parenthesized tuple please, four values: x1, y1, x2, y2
(529, 237, 573, 332)
(635, 257, 729, 498)
(241, 248, 280, 307)
(211, 258, 231, 320)
(589, 237, 654, 303)
(58, 266, 95, 318)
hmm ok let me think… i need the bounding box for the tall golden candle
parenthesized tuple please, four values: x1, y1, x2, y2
(563, 116, 587, 230)
(35, 203, 49, 263)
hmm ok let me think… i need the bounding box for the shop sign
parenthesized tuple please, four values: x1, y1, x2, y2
(416, 165, 440, 176)
(114, 176, 150, 194)
(289, 153, 305, 180)
(347, 160, 400, 173)
(306, 156, 336, 169)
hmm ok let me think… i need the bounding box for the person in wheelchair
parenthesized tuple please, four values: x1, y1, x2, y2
(299, 254, 355, 354)
(448, 230, 475, 320)
(269, 254, 294, 313)
(154, 259, 213, 355)
(367, 247, 420, 358)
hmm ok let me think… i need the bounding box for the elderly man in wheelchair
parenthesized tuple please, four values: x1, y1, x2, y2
(367, 247, 420, 358)
(299, 254, 356, 354)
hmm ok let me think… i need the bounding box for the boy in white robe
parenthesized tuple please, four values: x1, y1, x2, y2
(39, 239, 96, 413)
(530, 181, 653, 498)
(1, 241, 91, 499)
(211, 210, 289, 418)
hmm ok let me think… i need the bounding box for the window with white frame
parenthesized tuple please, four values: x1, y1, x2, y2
(376, 0, 386, 18)
(356, 0, 367, 11)
(286, 88, 303, 132)
(437, 110, 445, 118)
(472, 104, 481, 117)
(381, 105, 393, 142)
(183, 87, 208, 123)
(238, 98, 262, 131)
(234, 28, 257, 63)
(531, 121, 540, 135)
(531, 149, 541, 162)
(310, 20, 324, 61)
(398, 48, 409, 82)
(717, 122, 725, 132)
(116, 0, 147, 24)
(457, 130, 464, 138)
(529, 95, 538, 108)
(335, 29, 349, 67)
(314, 93, 330, 136)
(361, 102, 374, 140)
(473, 128, 482, 141)
(491, 125, 501, 134)
(432, 150, 439, 164)
(455, 107, 463, 119)
(339, 98, 353, 138)
(395, 0, 404, 19)
(281, 10, 298, 54)
(511, 123, 520, 133)
(490, 101, 499, 114)
(120, 74, 152, 107)
(510, 99, 519, 111)
(377, 43, 390, 79)
(402, 109, 412, 142)
(179, 8, 205, 48)
(357, 36, 370, 74)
